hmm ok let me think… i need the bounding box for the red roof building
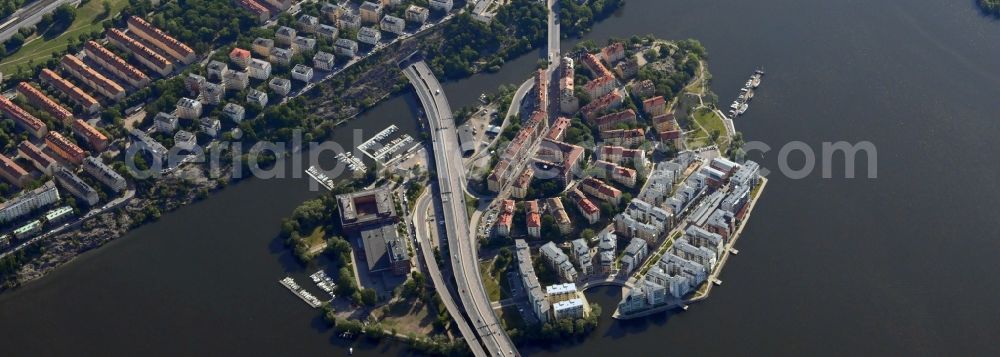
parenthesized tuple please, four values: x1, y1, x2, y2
(71, 119, 109, 151)
(60, 54, 125, 101)
(0, 95, 47, 138)
(17, 141, 57, 175)
(45, 131, 87, 165)
(107, 28, 174, 76)
(41, 69, 100, 114)
(17, 82, 73, 125)
(643, 96, 666, 117)
(127, 16, 196, 64)
(84, 41, 151, 89)
(592, 109, 637, 131)
(0, 154, 30, 188)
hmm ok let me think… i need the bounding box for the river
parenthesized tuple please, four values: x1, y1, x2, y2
(2, 0, 1000, 355)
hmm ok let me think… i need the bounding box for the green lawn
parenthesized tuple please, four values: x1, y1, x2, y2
(690, 107, 730, 149)
(480, 261, 501, 301)
(0, 0, 129, 74)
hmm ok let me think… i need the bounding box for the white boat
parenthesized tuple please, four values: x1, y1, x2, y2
(738, 104, 749, 114)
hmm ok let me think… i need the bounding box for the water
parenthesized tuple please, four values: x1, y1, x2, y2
(2, 0, 1000, 355)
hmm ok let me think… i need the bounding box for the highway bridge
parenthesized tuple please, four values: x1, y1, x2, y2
(403, 61, 518, 357)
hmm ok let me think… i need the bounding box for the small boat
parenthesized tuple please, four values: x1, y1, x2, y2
(349, 347, 354, 355)
(751, 75, 761, 88)
(682, 305, 690, 311)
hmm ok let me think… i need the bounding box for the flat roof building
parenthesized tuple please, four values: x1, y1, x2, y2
(0, 181, 59, 223)
(337, 187, 397, 232)
(53, 165, 99, 206)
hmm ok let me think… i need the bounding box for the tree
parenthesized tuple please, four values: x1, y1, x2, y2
(360, 288, 377, 306)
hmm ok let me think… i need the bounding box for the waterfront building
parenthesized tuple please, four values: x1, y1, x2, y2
(601, 42, 625, 64)
(291, 64, 314, 82)
(526, 200, 541, 239)
(552, 298, 586, 320)
(705, 208, 735, 241)
(540, 241, 578, 282)
(83, 41, 151, 89)
(53, 166, 99, 206)
(40, 69, 100, 114)
(126, 16, 196, 64)
(671, 236, 718, 270)
(357, 26, 381, 45)
(334, 38, 358, 57)
(17, 142, 56, 175)
(71, 119, 109, 151)
(174, 130, 196, 151)
(223, 103, 245, 123)
(44, 206, 74, 224)
(175, 97, 202, 120)
(313, 51, 336, 71)
(252, 38, 274, 57)
(360, 224, 411, 275)
(0, 155, 29, 188)
(405, 5, 429, 24)
(515, 239, 549, 323)
(45, 132, 86, 165)
(247, 89, 268, 107)
(153, 112, 179, 133)
(0, 181, 59, 223)
(359, 1, 383, 24)
(337, 187, 398, 232)
(269, 78, 292, 97)
(13, 220, 42, 239)
(275, 26, 297, 47)
(107, 28, 173, 76)
(83, 156, 126, 192)
(248, 58, 272, 80)
(0, 93, 48, 139)
(380, 15, 405, 35)
(16, 82, 73, 125)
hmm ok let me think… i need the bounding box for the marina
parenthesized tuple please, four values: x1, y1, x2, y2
(309, 270, 337, 299)
(728, 68, 764, 118)
(279, 277, 324, 308)
(305, 166, 336, 191)
(357, 125, 421, 166)
(335, 152, 367, 179)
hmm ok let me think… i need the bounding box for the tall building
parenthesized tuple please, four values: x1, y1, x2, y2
(0, 181, 59, 223)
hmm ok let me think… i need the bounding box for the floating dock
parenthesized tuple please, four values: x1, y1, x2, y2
(279, 277, 323, 308)
(728, 68, 765, 118)
(305, 166, 336, 191)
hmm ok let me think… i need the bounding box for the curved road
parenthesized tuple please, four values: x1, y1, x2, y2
(404, 61, 517, 357)
(412, 190, 487, 357)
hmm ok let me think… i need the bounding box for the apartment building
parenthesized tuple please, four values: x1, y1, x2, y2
(60, 55, 125, 101)
(83, 156, 126, 192)
(175, 97, 203, 120)
(127, 16, 196, 64)
(0, 181, 59, 223)
(16, 82, 72, 125)
(45, 131, 86, 165)
(17, 142, 57, 175)
(83, 41, 151, 89)
(0, 95, 47, 138)
(40, 69, 100, 114)
(53, 166, 99, 206)
(107, 28, 174, 76)
(70, 119, 109, 151)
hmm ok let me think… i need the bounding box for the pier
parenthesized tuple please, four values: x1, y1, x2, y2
(279, 277, 324, 308)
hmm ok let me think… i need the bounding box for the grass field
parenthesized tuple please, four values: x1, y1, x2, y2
(480, 261, 501, 301)
(0, 0, 128, 74)
(688, 107, 730, 149)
